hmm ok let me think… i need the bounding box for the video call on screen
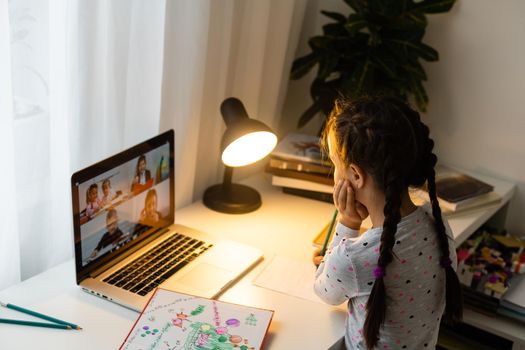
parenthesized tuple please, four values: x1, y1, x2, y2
(77, 143, 170, 266)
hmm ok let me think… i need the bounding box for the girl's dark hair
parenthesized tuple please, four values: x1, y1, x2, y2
(322, 96, 462, 349)
(136, 155, 147, 176)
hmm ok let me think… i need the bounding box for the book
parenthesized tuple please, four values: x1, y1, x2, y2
(434, 165, 494, 203)
(265, 165, 334, 186)
(408, 166, 500, 213)
(271, 175, 333, 194)
(271, 133, 330, 165)
(268, 157, 332, 175)
(410, 187, 501, 214)
(282, 187, 333, 203)
(120, 288, 274, 350)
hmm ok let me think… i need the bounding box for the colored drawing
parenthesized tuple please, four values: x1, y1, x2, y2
(190, 305, 205, 316)
(120, 289, 273, 350)
(213, 301, 221, 327)
(245, 314, 257, 326)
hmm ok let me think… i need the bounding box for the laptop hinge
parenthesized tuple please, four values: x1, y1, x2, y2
(89, 227, 170, 278)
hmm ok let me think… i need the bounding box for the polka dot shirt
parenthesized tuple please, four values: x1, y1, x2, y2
(314, 207, 457, 350)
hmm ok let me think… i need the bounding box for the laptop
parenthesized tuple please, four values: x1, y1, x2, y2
(71, 130, 263, 312)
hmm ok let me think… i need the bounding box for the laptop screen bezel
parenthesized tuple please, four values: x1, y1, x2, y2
(71, 129, 175, 284)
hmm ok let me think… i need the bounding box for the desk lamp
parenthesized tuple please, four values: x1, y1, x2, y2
(203, 97, 277, 214)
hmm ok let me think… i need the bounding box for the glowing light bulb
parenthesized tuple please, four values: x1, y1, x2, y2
(222, 131, 277, 167)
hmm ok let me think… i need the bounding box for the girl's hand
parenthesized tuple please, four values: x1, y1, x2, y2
(333, 179, 368, 230)
(312, 247, 323, 267)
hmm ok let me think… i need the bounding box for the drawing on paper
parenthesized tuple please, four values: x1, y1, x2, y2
(120, 289, 273, 350)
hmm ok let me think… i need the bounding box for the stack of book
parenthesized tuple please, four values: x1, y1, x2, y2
(266, 133, 334, 203)
(409, 165, 501, 215)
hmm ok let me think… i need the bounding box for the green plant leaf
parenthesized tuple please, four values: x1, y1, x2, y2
(411, 0, 455, 14)
(372, 55, 397, 78)
(412, 80, 429, 112)
(322, 23, 348, 37)
(308, 36, 332, 51)
(343, 57, 374, 95)
(344, 14, 367, 35)
(317, 54, 339, 79)
(387, 39, 438, 61)
(403, 61, 428, 81)
(320, 10, 347, 23)
(290, 53, 319, 80)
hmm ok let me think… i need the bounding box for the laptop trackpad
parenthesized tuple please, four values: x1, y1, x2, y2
(175, 263, 234, 294)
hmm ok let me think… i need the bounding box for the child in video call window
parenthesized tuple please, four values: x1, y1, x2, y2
(100, 178, 121, 208)
(131, 154, 153, 194)
(90, 208, 125, 259)
(139, 189, 162, 226)
(85, 183, 102, 218)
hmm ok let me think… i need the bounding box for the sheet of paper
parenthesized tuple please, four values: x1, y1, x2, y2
(252, 255, 322, 304)
(121, 288, 273, 350)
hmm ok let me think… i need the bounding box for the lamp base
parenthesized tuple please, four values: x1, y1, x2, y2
(203, 183, 261, 214)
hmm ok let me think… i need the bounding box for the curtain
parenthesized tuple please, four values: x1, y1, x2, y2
(0, 0, 306, 290)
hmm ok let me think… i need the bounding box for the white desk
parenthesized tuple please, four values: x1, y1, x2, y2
(0, 173, 522, 350)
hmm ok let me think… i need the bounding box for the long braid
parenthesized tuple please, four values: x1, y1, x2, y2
(364, 166, 403, 349)
(416, 118, 464, 324)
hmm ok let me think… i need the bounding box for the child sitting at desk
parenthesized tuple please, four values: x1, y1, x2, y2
(312, 96, 462, 350)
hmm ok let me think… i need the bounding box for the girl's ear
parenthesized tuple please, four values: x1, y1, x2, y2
(346, 163, 366, 189)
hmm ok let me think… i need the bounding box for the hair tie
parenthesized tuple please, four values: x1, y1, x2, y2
(440, 256, 452, 268)
(373, 266, 385, 279)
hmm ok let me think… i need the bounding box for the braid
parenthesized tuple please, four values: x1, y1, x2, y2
(364, 166, 403, 349)
(417, 120, 464, 324)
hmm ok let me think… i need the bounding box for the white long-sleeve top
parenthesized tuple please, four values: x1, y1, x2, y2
(314, 207, 457, 350)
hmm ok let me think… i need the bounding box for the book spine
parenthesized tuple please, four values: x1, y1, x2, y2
(271, 175, 333, 193)
(266, 166, 334, 186)
(282, 187, 333, 203)
(268, 157, 332, 175)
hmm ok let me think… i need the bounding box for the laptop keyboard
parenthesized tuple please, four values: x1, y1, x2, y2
(102, 233, 213, 296)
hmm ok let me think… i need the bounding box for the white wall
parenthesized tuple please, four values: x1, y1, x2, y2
(424, 1, 525, 236)
(281, 0, 525, 236)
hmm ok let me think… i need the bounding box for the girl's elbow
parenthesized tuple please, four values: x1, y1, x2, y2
(313, 284, 345, 305)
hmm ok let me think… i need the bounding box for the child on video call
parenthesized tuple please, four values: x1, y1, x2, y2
(90, 208, 124, 259)
(85, 183, 101, 218)
(131, 155, 152, 193)
(139, 189, 162, 226)
(100, 179, 121, 208)
(312, 96, 462, 350)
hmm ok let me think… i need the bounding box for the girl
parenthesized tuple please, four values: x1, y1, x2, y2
(100, 179, 118, 207)
(131, 154, 152, 193)
(313, 96, 462, 350)
(139, 189, 162, 225)
(85, 183, 101, 218)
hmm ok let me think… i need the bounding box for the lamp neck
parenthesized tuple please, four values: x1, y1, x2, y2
(222, 166, 233, 188)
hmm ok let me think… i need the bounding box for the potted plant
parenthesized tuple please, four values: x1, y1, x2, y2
(290, 0, 456, 128)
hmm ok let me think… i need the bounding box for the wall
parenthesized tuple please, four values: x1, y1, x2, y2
(280, 0, 525, 236)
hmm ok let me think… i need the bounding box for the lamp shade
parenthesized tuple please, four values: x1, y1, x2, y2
(202, 97, 277, 214)
(220, 98, 277, 166)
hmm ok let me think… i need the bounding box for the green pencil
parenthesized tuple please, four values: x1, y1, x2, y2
(0, 318, 72, 330)
(321, 209, 338, 256)
(0, 301, 82, 330)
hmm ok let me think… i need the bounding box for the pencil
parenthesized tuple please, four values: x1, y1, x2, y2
(0, 301, 82, 330)
(0, 318, 72, 330)
(320, 209, 338, 256)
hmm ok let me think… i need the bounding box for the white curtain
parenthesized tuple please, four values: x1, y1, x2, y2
(0, 0, 306, 290)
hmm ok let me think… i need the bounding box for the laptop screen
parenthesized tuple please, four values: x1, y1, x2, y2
(71, 130, 174, 281)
